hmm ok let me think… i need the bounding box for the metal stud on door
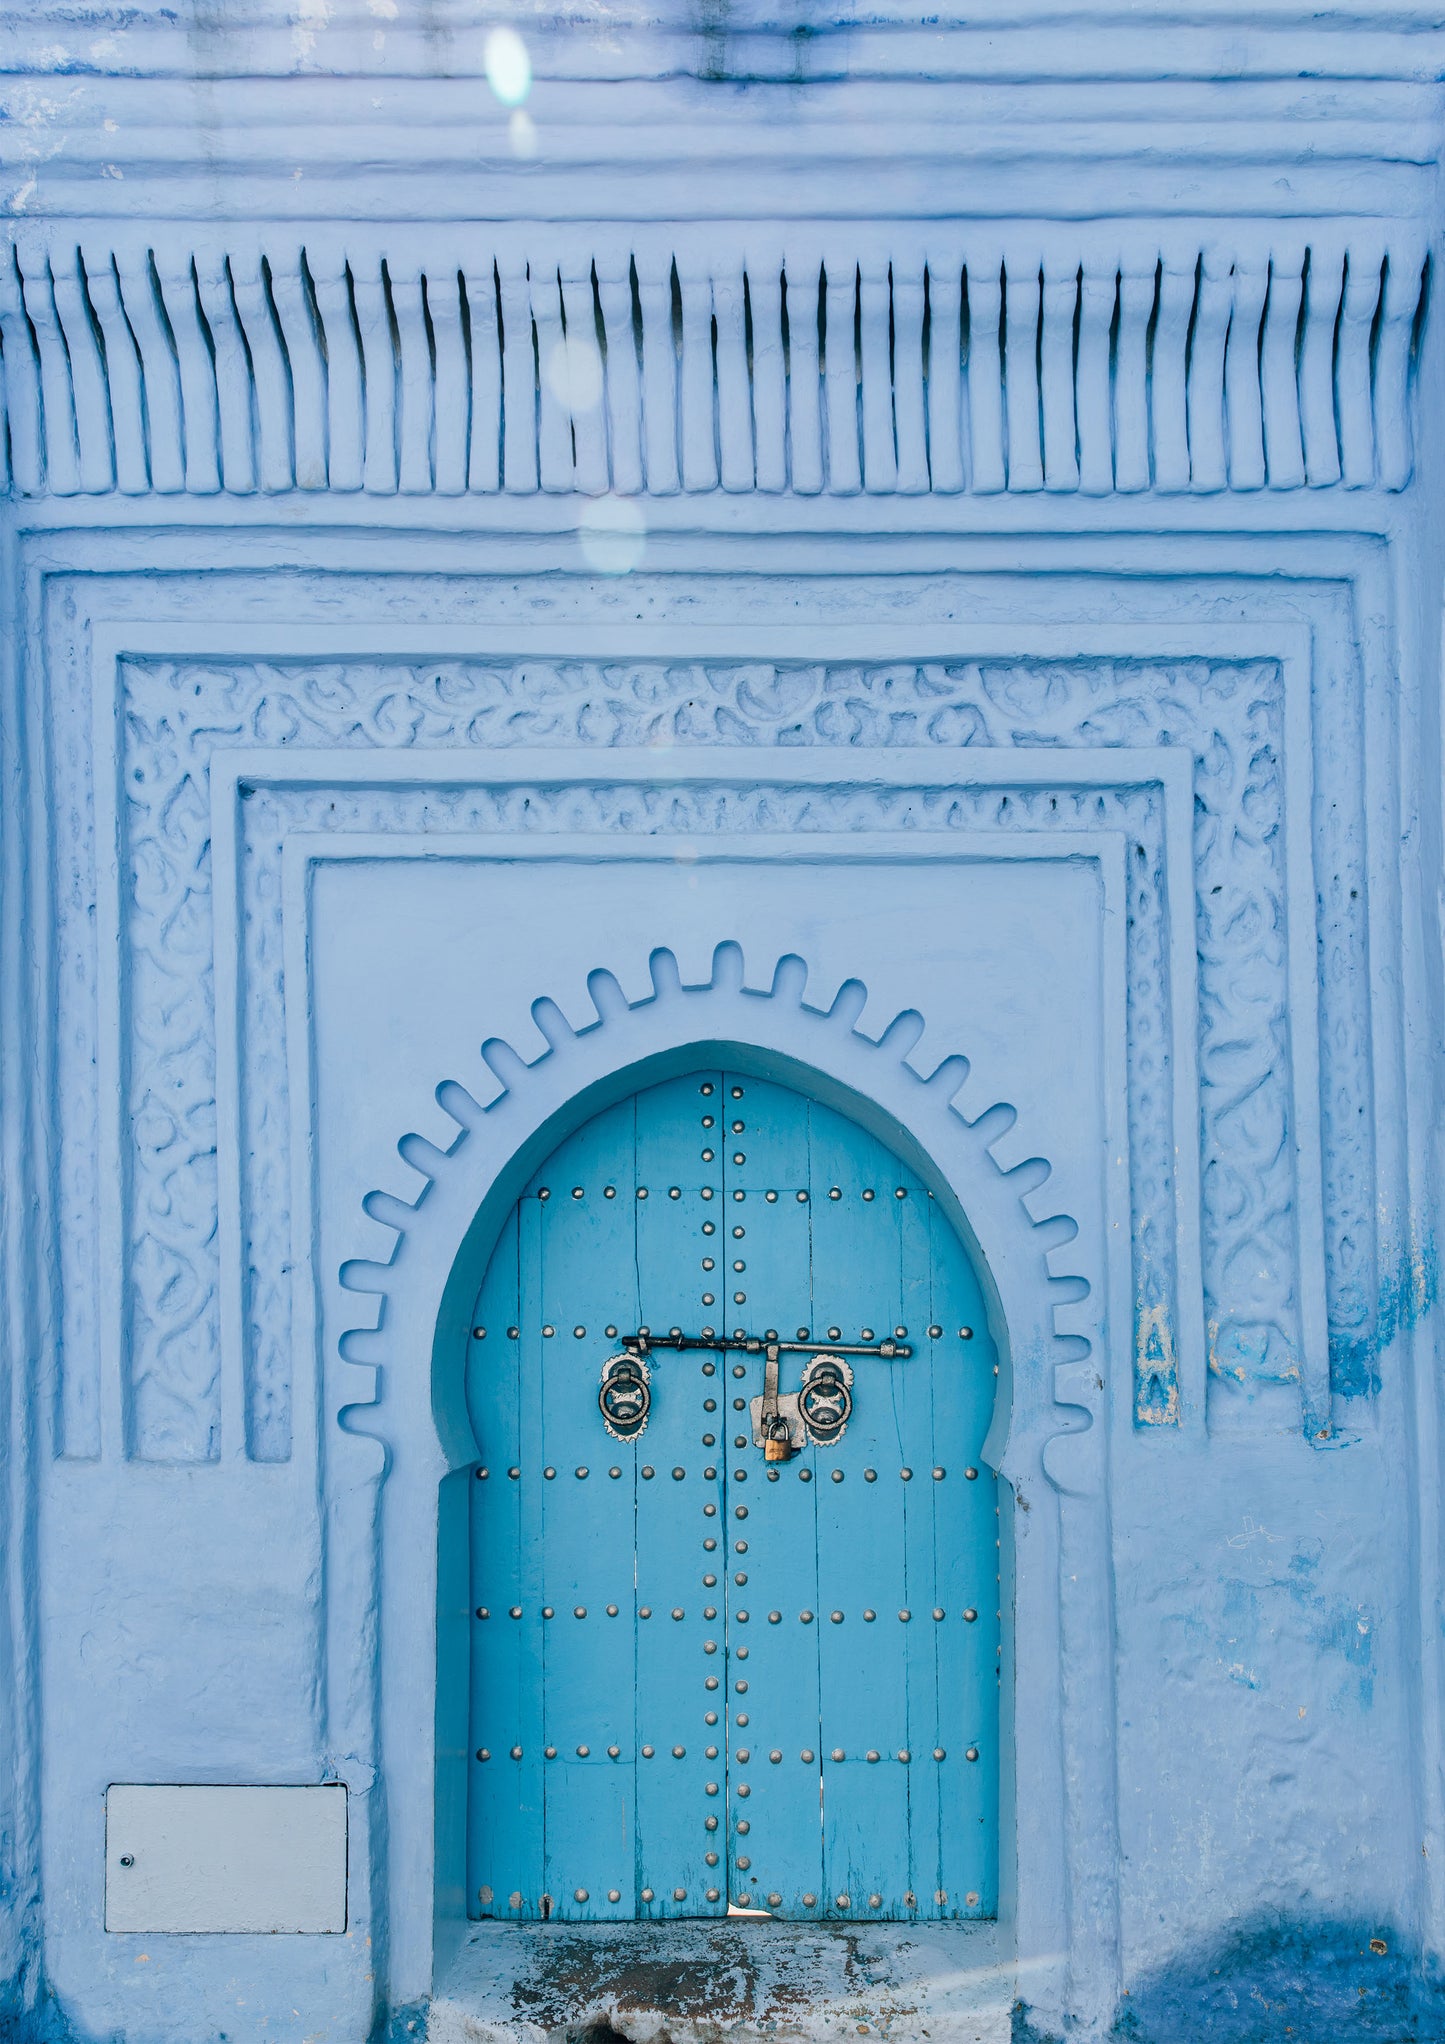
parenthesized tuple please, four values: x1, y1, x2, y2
(464, 1071, 999, 1922)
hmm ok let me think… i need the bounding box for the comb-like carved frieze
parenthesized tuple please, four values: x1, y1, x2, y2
(0, 227, 1425, 501)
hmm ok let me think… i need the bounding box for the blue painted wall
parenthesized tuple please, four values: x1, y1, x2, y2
(0, 4, 1443, 2042)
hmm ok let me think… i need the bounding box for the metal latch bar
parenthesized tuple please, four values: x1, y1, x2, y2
(621, 1330, 912, 1360)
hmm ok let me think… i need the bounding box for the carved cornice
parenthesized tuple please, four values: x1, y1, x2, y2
(0, 224, 1426, 500)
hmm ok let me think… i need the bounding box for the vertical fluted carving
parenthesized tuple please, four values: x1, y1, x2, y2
(924, 255, 964, 495)
(713, 260, 752, 494)
(966, 259, 1006, 495)
(859, 258, 896, 494)
(0, 234, 1423, 501)
(636, 257, 679, 496)
(783, 248, 823, 496)
(1075, 263, 1115, 495)
(1003, 256, 1043, 492)
(1187, 255, 1232, 493)
(313, 259, 362, 493)
(822, 255, 860, 496)
(748, 259, 787, 495)
(465, 264, 503, 495)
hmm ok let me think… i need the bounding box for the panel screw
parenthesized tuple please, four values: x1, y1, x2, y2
(866, 1750, 880, 1763)
(638, 1188, 649, 1199)
(898, 1750, 911, 1762)
(507, 1327, 519, 1340)
(706, 1889, 720, 1902)
(864, 1470, 877, 1482)
(542, 1606, 554, 1619)
(905, 1892, 916, 1906)
(933, 1748, 946, 1760)
(803, 1893, 817, 1906)
(510, 1892, 524, 1908)
(800, 1611, 814, 1623)
(966, 1747, 980, 1762)
(609, 1467, 621, 1479)
(705, 1782, 718, 1795)
(509, 1606, 521, 1618)
(642, 1468, 655, 1480)
(119, 1855, 134, 1868)
(475, 1607, 489, 1619)
(831, 1749, 844, 1762)
(672, 1607, 685, 1620)
(609, 1890, 621, 1903)
(472, 1326, 487, 1339)
(642, 1745, 655, 1758)
(933, 1608, 945, 1621)
(539, 1188, 551, 1200)
(641, 1889, 654, 1902)
(831, 1470, 844, 1484)
(545, 1747, 557, 1758)
(608, 1745, 620, 1758)
(475, 1468, 488, 1480)
(966, 1892, 980, 1907)
(573, 1326, 586, 1338)
(476, 1749, 490, 1761)
(768, 1893, 783, 1907)
(508, 1467, 520, 1479)
(869, 1894, 883, 1907)
(900, 1468, 913, 1481)
(928, 1325, 943, 1339)
(673, 1888, 687, 1901)
(511, 1746, 523, 1758)
(864, 1609, 876, 1621)
(673, 1745, 686, 1757)
(959, 1327, 973, 1339)
(829, 1327, 842, 1339)
(830, 1611, 844, 1623)
(899, 1610, 911, 1622)
(574, 1607, 587, 1619)
(933, 1468, 946, 1480)
(836, 1894, 851, 1908)
(606, 1604, 619, 1617)
(768, 1612, 781, 1624)
(640, 1606, 652, 1618)
(544, 1468, 556, 1480)
(965, 1467, 979, 1480)
(770, 1750, 782, 1762)
(964, 1608, 978, 1622)
(542, 1326, 555, 1338)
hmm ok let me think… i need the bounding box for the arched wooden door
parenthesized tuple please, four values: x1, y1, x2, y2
(464, 1069, 1000, 1923)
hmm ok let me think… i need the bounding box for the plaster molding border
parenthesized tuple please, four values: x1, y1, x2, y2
(0, 224, 1424, 502)
(54, 609, 1357, 1461)
(320, 915, 1126, 2036)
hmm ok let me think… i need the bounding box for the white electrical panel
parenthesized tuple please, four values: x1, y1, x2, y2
(105, 1784, 347, 1933)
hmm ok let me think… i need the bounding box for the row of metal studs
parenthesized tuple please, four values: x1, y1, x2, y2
(491, 1888, 970, 1908)
(476, 1745, 979, 1762)
(532, 1187, 924, 1200)
(475, 1606, 983, 1620)
(473, 1325, 974, 1339)
(477, 1465, 980, 1480)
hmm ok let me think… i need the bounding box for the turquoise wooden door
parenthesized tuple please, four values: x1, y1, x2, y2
(465, 1070, 999, 1923)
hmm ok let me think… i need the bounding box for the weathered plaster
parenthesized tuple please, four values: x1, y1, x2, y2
(1, 8, 1442, 2044)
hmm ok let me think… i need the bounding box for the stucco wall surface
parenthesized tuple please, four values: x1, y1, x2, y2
(1, 8, 1444, 2044)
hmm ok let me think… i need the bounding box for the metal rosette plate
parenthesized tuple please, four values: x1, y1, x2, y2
(798, 1353, 853, 1445)
(598, 1350, 651, 1440)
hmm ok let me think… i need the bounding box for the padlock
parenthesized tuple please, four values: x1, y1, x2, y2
(764, 1416, 793, 1463)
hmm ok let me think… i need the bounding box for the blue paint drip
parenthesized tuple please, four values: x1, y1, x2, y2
(1330, 1228, 1438, 1398)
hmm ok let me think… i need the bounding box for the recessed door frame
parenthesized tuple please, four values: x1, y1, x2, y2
(322, 889, 1127, 2035)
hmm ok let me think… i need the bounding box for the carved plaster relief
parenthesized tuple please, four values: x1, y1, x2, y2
(80, 642, 1349, 1462)
(0, 228, 1424, 500)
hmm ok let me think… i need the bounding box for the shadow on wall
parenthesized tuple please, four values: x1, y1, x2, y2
(1017, 1916, 1429, 2043)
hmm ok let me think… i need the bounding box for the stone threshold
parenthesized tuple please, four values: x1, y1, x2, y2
(429, 1918, 1011, 2044)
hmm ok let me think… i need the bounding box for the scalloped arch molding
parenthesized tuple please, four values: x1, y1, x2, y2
(324, 933, 1119, 2028)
